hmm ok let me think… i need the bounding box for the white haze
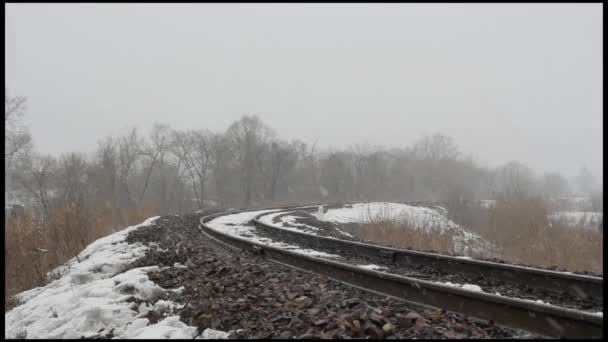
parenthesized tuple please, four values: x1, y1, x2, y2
(4, 3, 602, 181)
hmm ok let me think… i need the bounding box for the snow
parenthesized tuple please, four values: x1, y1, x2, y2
(438, 281, 484, 293)
(461, 284, 483, 292)
(5, 216, 227, 339)
(258, 211, 354, 239)
(313, 202, 494, 256)
(547, 211, 602, 228)
(479, 200, 496, 208)
(357, 264, 387, 271)
(206, 209, 342, 259)
(197, 328, 231, 339)
(125, 316, 198, 339)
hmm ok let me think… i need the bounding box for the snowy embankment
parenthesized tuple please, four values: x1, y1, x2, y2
(548, 211, 603, 229)
(5, 216, 228, 339)
(311, 202, 495, 257)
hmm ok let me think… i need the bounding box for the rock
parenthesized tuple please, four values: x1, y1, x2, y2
(429, 309, 445, 322)
(383, 323, 396, 334)
(454, 323, 465, 332)
(444, 330, 458, 338)
(313, 319, 328, 326)
(364, 322, 384, 338)
(294, 296, 308, 302)
(307, 308, 320, 316)
(415, 318, 428, 329)
(369, 313, 384, 326)
(342, 298, 360, 308)
(404, 312, 422, 322)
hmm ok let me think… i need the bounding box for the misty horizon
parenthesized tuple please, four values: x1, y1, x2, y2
(5, 3, 603, 182)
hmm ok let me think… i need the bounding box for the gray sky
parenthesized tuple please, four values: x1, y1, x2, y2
(5, 3, 603, 181)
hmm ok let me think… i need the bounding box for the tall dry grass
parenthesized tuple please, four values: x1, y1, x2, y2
(352, 204, 458, 254)
(349, 197, 602, 273)
(352, 222, 457, 254)
(477, 194, 603, 273)
(4, 201, 160, 310)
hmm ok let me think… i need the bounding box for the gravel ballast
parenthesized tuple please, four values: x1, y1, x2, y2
(125, 212, 539, 339)
(256, 210, 602, 312)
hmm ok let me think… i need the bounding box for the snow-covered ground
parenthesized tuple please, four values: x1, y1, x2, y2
(548, 211, 602, 229)
(206, 209, 342, 258)
(5, 216, 229, 339)
(311, 202, 495, 257)
(258, 209, 354, 238)
(478, 200, 496, 209)
(206, 209, 389, 273)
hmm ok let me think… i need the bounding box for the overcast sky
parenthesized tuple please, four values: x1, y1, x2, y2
(5, 3, 603, 182)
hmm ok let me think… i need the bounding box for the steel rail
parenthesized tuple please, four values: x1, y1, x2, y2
(253, 207, 603, 301)
(199, 208, 603, 338)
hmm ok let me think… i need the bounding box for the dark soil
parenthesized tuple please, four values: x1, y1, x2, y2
(124, 212, 539, 339)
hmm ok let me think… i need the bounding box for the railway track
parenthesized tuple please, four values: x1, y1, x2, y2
(199, 205, 603, 338)
(253, 208, 602, 309)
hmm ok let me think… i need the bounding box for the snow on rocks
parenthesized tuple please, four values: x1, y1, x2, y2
(5, 216, 226, 339)
(206, 209, 342, 259)
(258, 210, 354, 239)
(357, 264, 388, 271)
(439, 281, 483, 293)
(197, 328, 231, 339)
(124, 316, 198, 339)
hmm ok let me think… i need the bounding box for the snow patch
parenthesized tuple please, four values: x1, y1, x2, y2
(206, 210, 342, 259)
(5, 216, 224, 339)
(357, 264, 387, 271)
(313, 202, 494, 256)
(197, 328, 231, 339)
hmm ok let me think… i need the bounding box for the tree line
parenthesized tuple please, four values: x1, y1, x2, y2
(5, 93, 601, 225)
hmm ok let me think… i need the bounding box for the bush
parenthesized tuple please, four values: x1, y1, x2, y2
(4, 201, 160, 303)
(471, 193, 602, 273)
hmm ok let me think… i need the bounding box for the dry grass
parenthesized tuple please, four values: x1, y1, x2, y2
(351, 204, 458, 254)
(4, 201, 160, 309)
(476, 194, 603, 273)
(349, 197, 602, 273)
(352, 222, 457, 254)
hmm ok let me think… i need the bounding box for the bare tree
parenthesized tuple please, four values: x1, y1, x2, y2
(5, 91, 33, 191)
(541, 172, 569, 198)
(137, 123, 171, 206)
(170, 129, 214, 210)
(410, 133, 460, 162)
(191, 129, 214, 209)
(209, 133, 234, 208)
(12, 152, 57, 221)
(493, 161, 538, 198)
(575, 166, 595, 195)
(116, 128, 142, 209)
(263, 140, 299, 202)
(227, 115, 276, 206)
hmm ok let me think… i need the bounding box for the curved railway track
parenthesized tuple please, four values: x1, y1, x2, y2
(253, 208, 602, 308)
(199, 205, 603, 338)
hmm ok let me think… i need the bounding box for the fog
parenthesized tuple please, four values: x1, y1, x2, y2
(5, 3, 602, 181)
